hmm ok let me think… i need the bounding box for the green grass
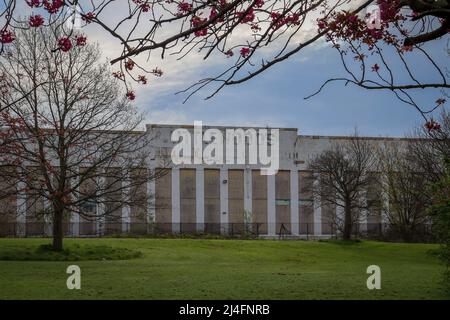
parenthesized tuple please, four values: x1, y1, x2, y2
(0, 238, 448, 300)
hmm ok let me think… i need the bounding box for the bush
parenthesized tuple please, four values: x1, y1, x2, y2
(428, 159, 450, 288)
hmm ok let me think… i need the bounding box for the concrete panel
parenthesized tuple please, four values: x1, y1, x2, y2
(155, 168, 172, 233)
(25, 167, 45, 236)
(228, 169, 245, 234)
(299, 171, 314, 235)
(79, 167, 97, 236)
(320, 177, 335, 235)
(104, 167, 122, 235)
(130, 168, 148, 234)
(275, 170, 291, 234)
(180, 169, 196, 233)
(0, 167, 17, 236)
(367, 174, 382, 235)
(204, 169, 220, 233)
(252, 170, 267, 235)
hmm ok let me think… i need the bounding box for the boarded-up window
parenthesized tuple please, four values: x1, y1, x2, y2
(276, 171, 291, 234)
(180, 169, 196, 233)
(25, 167, 45, 236)
(252, 170, 267, 235)
(155, 168, 172, 233)
(79, 167, 97, 236)
(130, 168, 148, 234)
(204, 169, 220, 234)
(0, 166, 17, 236)
(228, 170, 244, 234)
(299, 171, 314, 235)
(104, 167, 122, 235)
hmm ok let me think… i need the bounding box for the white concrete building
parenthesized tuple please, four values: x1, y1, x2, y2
(0, 123, 404, 238)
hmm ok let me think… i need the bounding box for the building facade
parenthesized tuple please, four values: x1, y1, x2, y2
(0, 123, 405, 238)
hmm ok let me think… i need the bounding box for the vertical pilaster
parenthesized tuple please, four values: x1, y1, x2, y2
(43, 197, 52, 237)
(220, 168, 228, 234)
(97, 172, 106, 236)
(335, 198, 344, 235)
(122, 171, 131, 233)
(196, 167, 205, 233)
(70, 168, 80, 237)
(359, 190, 368, 235)
(244, 167, 252, 230)
(172, 167, 180, 233)
(147, 175, 156, 224)
(290, 169, 299, 235)
(267, 174, 276, 236)
(381, 175, 390, 233)
(313, 173, 322, 236)
(16, 172, 26, 237)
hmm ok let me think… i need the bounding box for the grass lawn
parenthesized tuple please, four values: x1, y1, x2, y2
(0, 238, 447, 300)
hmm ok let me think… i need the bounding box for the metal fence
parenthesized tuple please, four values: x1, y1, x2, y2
(0, 222, 436, 242)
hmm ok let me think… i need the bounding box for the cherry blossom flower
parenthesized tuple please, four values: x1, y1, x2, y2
(58, 37, 72, 52)
(76, 35, 87, 46)
(126, 90, 136, 100)
(125, 59, 135, 71)
(0, 30, 15, 44)
(240, 47, 251, 58)
(29, 15, 45, 27)
(138, 75, 148, 84)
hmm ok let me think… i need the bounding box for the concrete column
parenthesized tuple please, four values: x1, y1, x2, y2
(97, 173, 106, 236)
(71, 210, 80, 237)
(43, 196, 52, 237)
(147, 174, 156, 224)
(172, 167, 180, 233)
(122, 171, 131, 233)
(290, 169, 299, 235)
(267, 174, 276, 236)
(196, 167, 205, 233)
(220, 168, 228, 234)
(381, 175, 389, 231)
(16, 173, 26, 237)
(359, 190, 368, 235)
(244, 167, 252, 230)
(313, 173, 322, 236)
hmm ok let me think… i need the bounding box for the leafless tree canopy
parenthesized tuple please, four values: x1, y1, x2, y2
(0, 26, 167, 250)
(407, 109, 450, 183)
(308, 133, 378, 239)
(377, 141, 429, 239)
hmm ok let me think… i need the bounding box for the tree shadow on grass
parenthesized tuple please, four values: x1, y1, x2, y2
(318, 239, 363, 246)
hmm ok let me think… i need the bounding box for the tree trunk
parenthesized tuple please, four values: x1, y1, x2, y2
(52, 205, 64, 251)
(343, 201, 352, 240)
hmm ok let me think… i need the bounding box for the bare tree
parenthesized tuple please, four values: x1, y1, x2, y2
(0, 1, 448, 119)
(407, 109, 450, 184)
(377, 141, 429, 241)
(0, 26, 166, 251)
(308, 133, 378, 240)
